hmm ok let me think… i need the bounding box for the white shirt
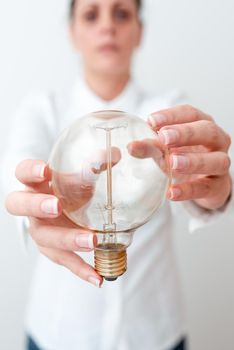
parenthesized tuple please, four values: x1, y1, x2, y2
(2, 77, 234, 350)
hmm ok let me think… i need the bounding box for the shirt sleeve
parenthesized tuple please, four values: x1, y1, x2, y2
(182, 173, 234, 233)
(1, 93, 57, 249)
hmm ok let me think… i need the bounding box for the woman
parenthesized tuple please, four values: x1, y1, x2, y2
(3, 0, 232, 349)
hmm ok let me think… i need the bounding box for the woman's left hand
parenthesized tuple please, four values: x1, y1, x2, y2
(149, 105, 232, 210)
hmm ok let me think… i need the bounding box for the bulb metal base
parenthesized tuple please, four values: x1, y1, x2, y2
(94, 243, 127, 281)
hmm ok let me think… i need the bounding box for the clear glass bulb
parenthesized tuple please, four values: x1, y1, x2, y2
(48, 110, 171, 281)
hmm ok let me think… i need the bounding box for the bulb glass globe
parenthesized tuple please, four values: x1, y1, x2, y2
(48, 110, 171, 281)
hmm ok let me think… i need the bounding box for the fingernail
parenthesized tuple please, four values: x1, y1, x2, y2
(168, 187, 182, 199)
(148, 114, 167, 128)
(160, 129, 179, 145)
(171, 155, 189, 170)
(91, 161, 102, 174)
(41, 198, 59, 215)
(76, 234, 94, 249)
(88, 276, 102, 288)
(33, 164, 46, 178)
(149, 114, 168, 128)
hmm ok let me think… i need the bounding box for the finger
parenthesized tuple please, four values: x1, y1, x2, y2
(148, 104, 213, 129)
(128, 139, 164, 158)
(87, 147, 121, 174)
(30, 223, 97, 252)
(127, 139, 169, 173)
(157, 120, 230, 151)
(50, 147, 122, 211)
(5, 191, 62, 218)
(39, 246, 103, 288)
(170, 152, 231, 176)
(25, 181, 54, 195)
(15, 159, 51, 185)
(51, 146, 121, 191)
(167, 175, 226, 202)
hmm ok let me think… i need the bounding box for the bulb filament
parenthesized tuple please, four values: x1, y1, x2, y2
(106, 129, 114, 226)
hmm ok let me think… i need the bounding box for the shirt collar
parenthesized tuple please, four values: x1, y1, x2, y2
(70, 74, 142, 117)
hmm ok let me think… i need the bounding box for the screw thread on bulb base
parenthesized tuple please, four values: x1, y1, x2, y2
(94, 244, 127, 281)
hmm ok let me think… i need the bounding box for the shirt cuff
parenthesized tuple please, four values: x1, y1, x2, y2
(184, 176, 234, 233)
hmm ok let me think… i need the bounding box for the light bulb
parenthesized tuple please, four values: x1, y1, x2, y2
(48, 110, 171, 281)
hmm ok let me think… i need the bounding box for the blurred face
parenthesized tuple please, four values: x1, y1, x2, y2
(70, 0, 142, 76)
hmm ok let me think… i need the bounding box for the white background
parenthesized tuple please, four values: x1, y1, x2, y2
(0, 0, 234, 349)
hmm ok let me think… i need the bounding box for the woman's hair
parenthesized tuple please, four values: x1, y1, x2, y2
(69, 0, 142, 20)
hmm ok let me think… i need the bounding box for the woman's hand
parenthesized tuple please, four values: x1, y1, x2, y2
(148, 105, 232, 210)
(5, 159, 103, 288)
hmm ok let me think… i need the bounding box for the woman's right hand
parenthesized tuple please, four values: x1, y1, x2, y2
(5, 159, 104, 288)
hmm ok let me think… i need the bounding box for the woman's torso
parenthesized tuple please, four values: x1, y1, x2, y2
(6, 78, 186, 350)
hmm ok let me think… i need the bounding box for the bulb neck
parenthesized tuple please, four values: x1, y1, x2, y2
(94, 243, 127, 281)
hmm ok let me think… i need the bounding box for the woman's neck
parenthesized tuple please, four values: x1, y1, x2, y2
(84, 69, 130, 101)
